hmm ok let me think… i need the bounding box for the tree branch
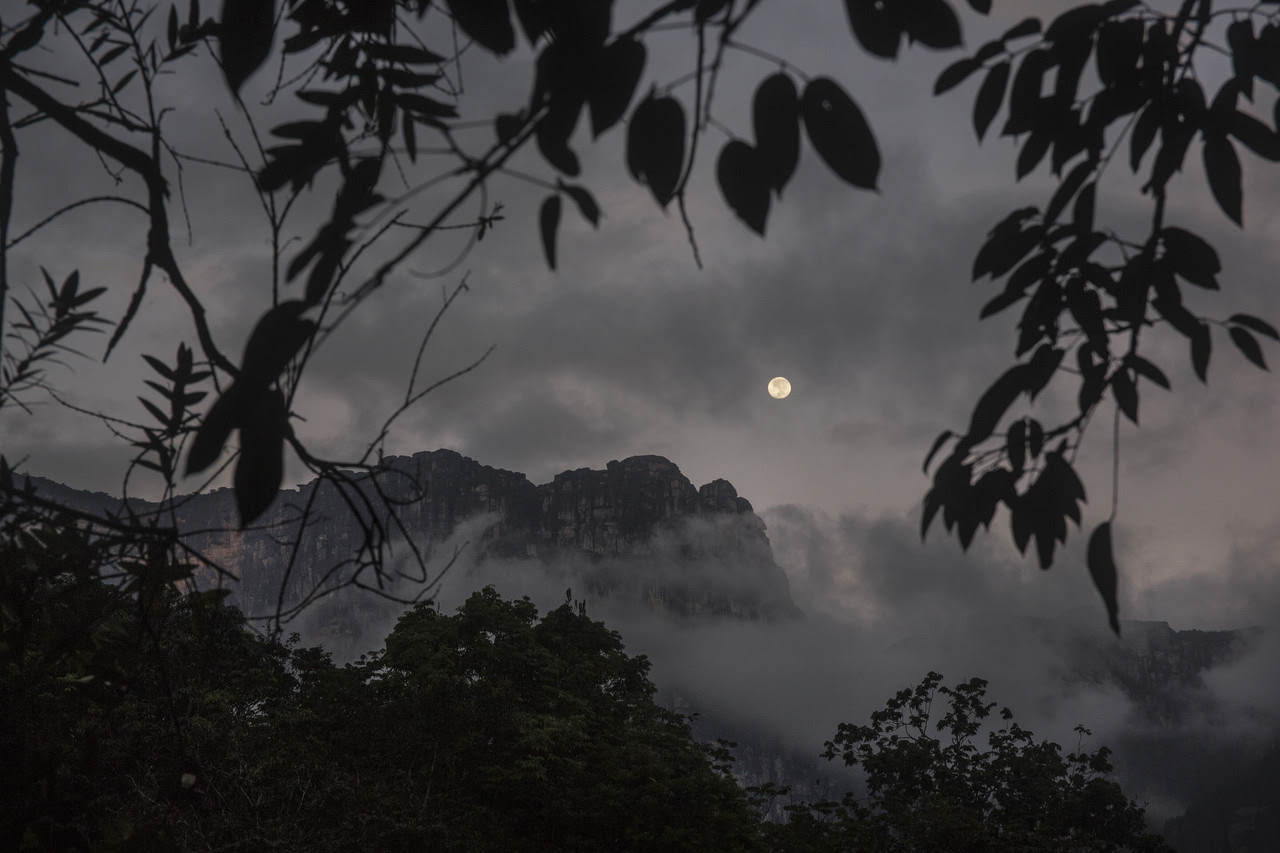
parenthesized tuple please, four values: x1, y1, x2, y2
(0, 64, 236, 376)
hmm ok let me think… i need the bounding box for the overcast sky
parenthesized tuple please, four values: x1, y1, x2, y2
(5, 0, 1280, 640)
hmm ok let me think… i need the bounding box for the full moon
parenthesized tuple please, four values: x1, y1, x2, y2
(767, 377, 791, 399)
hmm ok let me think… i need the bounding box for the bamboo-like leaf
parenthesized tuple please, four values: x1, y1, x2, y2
(143, 354, 176, 381)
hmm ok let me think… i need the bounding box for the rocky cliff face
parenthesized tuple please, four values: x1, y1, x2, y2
(22, 457, 1271, 836)
(40, 450, 800, 627)
(1044, 618, 1259, 726)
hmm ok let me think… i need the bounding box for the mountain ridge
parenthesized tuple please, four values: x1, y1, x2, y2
(19, 450, 1275, 845)
(27, 449, 802, 625)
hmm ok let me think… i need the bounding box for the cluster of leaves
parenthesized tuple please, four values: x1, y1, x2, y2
(759, 672, 1171, 853)
(132, 343, 210, 489)
(923, 0, 1280, 632)
(0, 269, 106, 414)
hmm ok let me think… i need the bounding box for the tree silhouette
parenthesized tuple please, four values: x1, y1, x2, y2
(921, 0, 1280, 633)
(0, 0, 1274, 632)
(760, 672, 1172, 852)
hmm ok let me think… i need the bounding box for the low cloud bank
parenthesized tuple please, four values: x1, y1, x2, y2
(298, 503, 1279, 825)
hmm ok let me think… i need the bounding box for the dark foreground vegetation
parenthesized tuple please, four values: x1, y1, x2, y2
(3, 522, 1171, 852)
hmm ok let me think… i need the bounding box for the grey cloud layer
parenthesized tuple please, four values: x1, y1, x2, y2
(6, 1, 1280, 645)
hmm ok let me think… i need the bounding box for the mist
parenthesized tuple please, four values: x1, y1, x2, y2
(308, 500, 1279, 827)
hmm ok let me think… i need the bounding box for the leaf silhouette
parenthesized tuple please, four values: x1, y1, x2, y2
(445, 0, 515, 55)
(512, 0, 545, 45)
(1228, 110, 1280, 161)
(1087, 521, 1121, 635)
(1191, 322, 1211, 383)
(695, 0, 730, 23)
(1002, 17, 1041, 41)
(1095, 17, 1143, 87)
(971, 207, 1041, 279)
(539, 195, 561, 270)
(1044, 4, 1106, 45)
(1227, 313, 1280, 340)
(716, 141, 771, 236)
(1229, 326, 1268, 370)
(842, 0, 901, 59)
(536, 95, 582, 176)
(1227, 18, 1257, 98)
(239, 301, 314, 390)
(1045, 161, 1092, 225)
(589, 38, 646, 137)
(922, 430, 954, 474)
(627, 93, 685, 207)
(906, 0, 962, 49)
(965, 364, 1029, 445)
(1027, 419, 1044, 458)
(935, 57, 980, 95)
(1129, 102, 1160, 171)
(753, 73, 800, 196)
(559, 182, 600, 227)
(1111, 368, 1139, 424)
(186, 384, 245, 475)
(1026, 344, 1064, 400)
(495, 112, 524, 145)
(1161, 226, 1220, 289)
(233, 388, 287, 527)
(1015, 130, 1051, 179)
(219, 0, 275, 94)
(1203, 134, 1243, 225)
(1127, 354, 1170, 389)
(1073, 181, 1096, 233)
(973, 61, 1010, 141)
(1008, 419, 1026, 473)
(1003, 49, 1050, 136)
(802, 78, 879, 190)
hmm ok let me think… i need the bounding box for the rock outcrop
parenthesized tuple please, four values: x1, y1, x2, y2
(1045, 618, 1259, 726)
(30, 450, 800, 626)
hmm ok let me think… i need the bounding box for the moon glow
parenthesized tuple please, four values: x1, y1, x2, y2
(767, 377, 791, 399)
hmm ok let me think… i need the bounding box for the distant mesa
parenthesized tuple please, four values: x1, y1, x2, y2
(29, 451, 802, 628)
